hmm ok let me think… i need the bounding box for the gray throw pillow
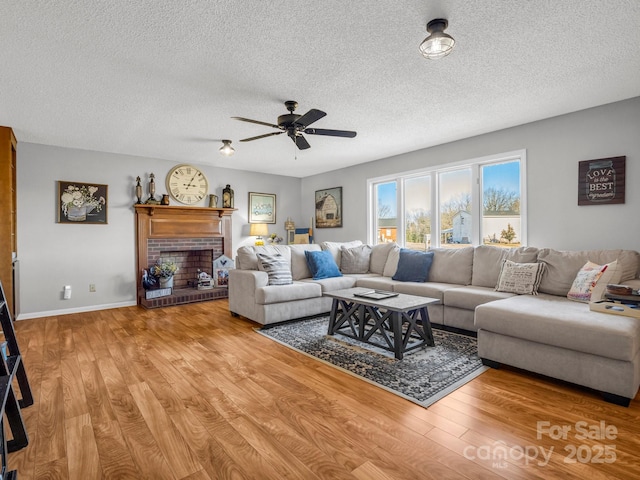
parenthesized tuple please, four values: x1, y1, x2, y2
(340, 244, 372, 274)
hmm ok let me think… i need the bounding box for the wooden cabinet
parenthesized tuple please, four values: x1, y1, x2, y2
(0, 127, 17, 317)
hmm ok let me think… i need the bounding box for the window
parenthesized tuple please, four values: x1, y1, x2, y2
(368, 150, 526, 249)
(374, 181, 397, 244)
(404, 175, 431, 250)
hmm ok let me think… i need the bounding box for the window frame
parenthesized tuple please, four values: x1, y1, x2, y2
(367, 149, 527, 248)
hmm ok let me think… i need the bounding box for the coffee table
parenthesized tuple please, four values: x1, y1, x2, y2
(324, 287, 439, 360)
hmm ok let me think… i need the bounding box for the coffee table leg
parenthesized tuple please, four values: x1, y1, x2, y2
(328, 298, 339, 335)
(391, 311, 403, 360)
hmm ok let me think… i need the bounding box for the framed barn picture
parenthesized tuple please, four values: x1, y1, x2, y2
(315, 187, 342, 228)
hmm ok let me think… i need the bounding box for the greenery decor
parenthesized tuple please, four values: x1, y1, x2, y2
(150, 260, 178, 278)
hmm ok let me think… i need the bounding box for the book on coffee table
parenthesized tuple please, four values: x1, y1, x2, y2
(353, 290, 399, 300)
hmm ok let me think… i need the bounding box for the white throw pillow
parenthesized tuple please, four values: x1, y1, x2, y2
(495, 260, 545, 295)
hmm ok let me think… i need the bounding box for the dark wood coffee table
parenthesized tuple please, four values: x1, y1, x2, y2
(324, 287, 439, 360)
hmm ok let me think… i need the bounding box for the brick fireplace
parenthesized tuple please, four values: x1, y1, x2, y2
(134, 205, 234, 308)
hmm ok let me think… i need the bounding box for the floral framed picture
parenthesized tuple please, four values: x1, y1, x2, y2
(248, 192, 276, 224)
(57, 181, 108, 224)
(315, 186, 342, 228)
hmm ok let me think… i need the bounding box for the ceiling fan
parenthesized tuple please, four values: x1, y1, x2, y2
(232, 100, 357, 150)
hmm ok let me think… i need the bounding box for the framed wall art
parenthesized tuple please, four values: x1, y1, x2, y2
(315, 187, 342, 228)
(248, 192, 276, 224)
(57, 181, 108, 224)
(577, 156, 625, 206)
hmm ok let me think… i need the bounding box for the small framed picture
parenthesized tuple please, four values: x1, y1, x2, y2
(58, 181, 108, 224)
(315, 187, 342, 228)
(248, 192, 276, 224)
(215, 268, 230, 287)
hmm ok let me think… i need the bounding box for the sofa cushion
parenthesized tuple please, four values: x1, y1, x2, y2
(472, 245, 540, 288)
(305, 250, 343, 280)
(383, 245, 400, 277)
(392, 281, 457, 303)
(369, 242, 397, 275)
(566, 261, 612, 303)
(537, 249, 634, 296)
(302, 275, 358, 292)
(475, 294, 640, 362)
(496, 260, 545, 295)
(255, 281, 322, 305)
(428, 247, 474, 285)
(340, 244, 372, 274)
(392, 249, 434, 282)
(289, 244, 321, 280)
(444, 286, 515, 310)
(320, 240, 363, 267)
(256, 252, 293, 286)
(236, 245, 291, 271)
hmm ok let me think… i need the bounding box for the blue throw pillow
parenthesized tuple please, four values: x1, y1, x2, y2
(392, 249, 434, 282)
(304, 250, 343, 280)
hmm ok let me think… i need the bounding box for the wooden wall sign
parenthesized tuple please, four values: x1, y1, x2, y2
(578, 156, 625, 206)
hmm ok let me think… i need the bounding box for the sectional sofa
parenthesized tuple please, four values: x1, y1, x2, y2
(229, 241, 640, 405)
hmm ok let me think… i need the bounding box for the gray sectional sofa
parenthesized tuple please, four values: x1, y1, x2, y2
(228, 241, 640, 405)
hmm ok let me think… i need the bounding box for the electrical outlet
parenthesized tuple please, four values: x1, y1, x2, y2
(89, 284, 96, 292)
(64, 285, 72, 299)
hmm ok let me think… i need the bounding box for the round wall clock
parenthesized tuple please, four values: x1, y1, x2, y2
(165, 164, 209, 205)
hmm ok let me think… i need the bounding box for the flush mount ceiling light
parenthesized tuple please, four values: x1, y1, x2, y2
(419, 18, 455, 60)
(219, 139, 235, 156)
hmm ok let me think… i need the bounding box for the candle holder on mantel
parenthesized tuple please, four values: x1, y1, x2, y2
(135, 176, 143, 204)
(145, 173, 161, 205)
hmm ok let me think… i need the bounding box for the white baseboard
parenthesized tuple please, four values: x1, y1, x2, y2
(16, 301, 138, 320)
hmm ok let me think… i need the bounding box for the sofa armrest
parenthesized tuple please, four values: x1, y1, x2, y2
(229, 269, 269, 293)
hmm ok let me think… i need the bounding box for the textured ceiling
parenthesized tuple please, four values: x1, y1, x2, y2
(2, 1, 639, 178)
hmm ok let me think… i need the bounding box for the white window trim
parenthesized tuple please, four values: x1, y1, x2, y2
(367, 149, 527, 247)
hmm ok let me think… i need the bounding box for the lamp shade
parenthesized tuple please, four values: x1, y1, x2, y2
(249, 223, 268, 237)
(419, 18, 455, 60)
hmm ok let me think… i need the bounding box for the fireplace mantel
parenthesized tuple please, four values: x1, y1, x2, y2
(134, 205, 235, 307)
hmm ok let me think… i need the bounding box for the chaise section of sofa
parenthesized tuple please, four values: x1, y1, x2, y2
(475, 247, 640, 405)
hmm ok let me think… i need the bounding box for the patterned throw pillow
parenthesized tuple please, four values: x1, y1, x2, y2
(256, 253, 293, 286)
(567, 260, 620, 303)
(340, 244, 372, 274)
(495, 260, 545, 295)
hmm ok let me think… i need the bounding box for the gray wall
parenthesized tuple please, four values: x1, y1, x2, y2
(303, 97, 640, 251)
(16, 144, 302, 319)
(16, 96, 640, 318)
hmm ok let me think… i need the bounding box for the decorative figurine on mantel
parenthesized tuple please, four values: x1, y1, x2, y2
(222, 184, 234, 208)
(135, 176, 143, 204)
(145, 173, 161, 205)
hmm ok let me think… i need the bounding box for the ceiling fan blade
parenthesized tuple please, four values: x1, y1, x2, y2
(289, 133, 311, 150)
(232, 117, 280, 129)
(239, 131, 284, 142)
(294, 109, 326, 128)
(304, 128, 357, 138)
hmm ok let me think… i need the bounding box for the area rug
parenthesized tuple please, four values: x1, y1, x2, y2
(257, 316, 488, 408)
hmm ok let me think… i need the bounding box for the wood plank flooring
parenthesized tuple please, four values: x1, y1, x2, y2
(8, 300, 640, 479)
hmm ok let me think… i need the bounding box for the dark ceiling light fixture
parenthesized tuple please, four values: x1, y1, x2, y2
(419, 18, 455, 60)
(219, 139, 235, 156)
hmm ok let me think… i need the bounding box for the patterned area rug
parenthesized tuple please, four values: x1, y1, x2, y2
(257, 316, 488, 408)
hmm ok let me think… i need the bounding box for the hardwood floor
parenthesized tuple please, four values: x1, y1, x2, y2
(8, 300, 640, 479)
